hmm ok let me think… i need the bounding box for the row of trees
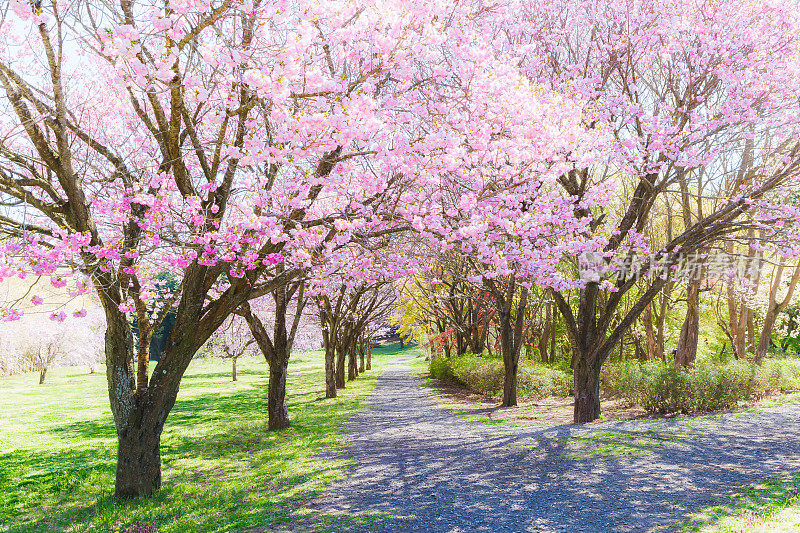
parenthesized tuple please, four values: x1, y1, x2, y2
(0, 0, 799, 500)
(394, 237, 800, 402)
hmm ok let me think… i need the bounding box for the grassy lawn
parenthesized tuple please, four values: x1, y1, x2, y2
(0, 349, 394, 533)
(685, 472, 800, 532)
(405, 349, 428, 376)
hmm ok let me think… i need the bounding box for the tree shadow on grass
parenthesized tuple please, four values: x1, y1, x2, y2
(2, 379, 363, 533)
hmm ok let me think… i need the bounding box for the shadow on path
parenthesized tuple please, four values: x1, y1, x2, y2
(312, 355, 800, 532)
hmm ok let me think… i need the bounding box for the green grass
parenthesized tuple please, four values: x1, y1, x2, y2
(684, 472, 800, 532)
(406, 350, 429, 377)
(0, 349, 394, 533)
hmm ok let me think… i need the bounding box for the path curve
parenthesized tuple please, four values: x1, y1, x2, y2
(312, 355, 800, 532)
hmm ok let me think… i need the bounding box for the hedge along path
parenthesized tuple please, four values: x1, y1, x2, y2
(309, 353, 800, 532)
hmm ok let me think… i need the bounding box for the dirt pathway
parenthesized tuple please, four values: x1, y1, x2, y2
(311, 354, 800, 532)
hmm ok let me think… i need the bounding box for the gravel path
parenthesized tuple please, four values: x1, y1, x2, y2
(312, 354, 800, 532)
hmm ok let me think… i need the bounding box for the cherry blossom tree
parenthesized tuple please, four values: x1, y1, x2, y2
(503, 0, 800, 422)
(0, 0, 589, 495)
(0, 308, 104, 381)
(240, 272, 307, 430)
(205, 314, 256, 381)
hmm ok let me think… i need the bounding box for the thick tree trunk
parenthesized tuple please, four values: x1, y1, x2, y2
(496, 283, 527, 408)
(366, 344, 372, 370)
(115, 417, 164, 498)
(38, 366, 47, 384)
(268, 363, 290, 430)
(502, 352, 518, 407)
(573, 355, 601, 424)
(358, 342, 365, 373)
(675, 280, 701, 367)
(335, 342, 346, 389)
(324, 343, 337, 398)
(231, 358, 237, 381)
(322, 329, 337, 398)
(456, 330, 468, 356)
(472, 318, 489, 355)
(755, 314, 779, 363)
(348, 346, 357, 381)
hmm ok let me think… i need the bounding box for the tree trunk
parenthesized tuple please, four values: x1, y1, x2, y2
(496, 282, 527, 408)
(502, 349, 518, 407)
(268, 362, 290, 430)
(727, 280, 747, 359)
(325, 344, 337, 397)
(115, 417, 163, 498)
(755, 262, 800, 363)
(231, 358, 237, 381)
(348, 337, 358, 381)
(656, 309, 667, 362)
(38, 366, 47, 384)
(539, 302, 551, 363)
(747, 311, 757, 354)
(573, 355, 601, 424)
(136, 333, 153, 394)
(366, 344, 372, 370)
(675, 280, 701, 367)
(473, 318, 489, 355)
(756, 312, 779, 363)
(358, 342, 365, 373)
(643, 305, 658, 360)
(335, 342, 346, 389)
(323, 335, 337, 398)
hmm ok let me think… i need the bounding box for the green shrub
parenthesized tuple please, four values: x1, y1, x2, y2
(759, 358, 800, 392)
(602, 358, 800, 414)
(449, 354, 505, 395)
(428, 353, 571, 398)
(518, 364, 573, 397)
(429, 355, 454, 381)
